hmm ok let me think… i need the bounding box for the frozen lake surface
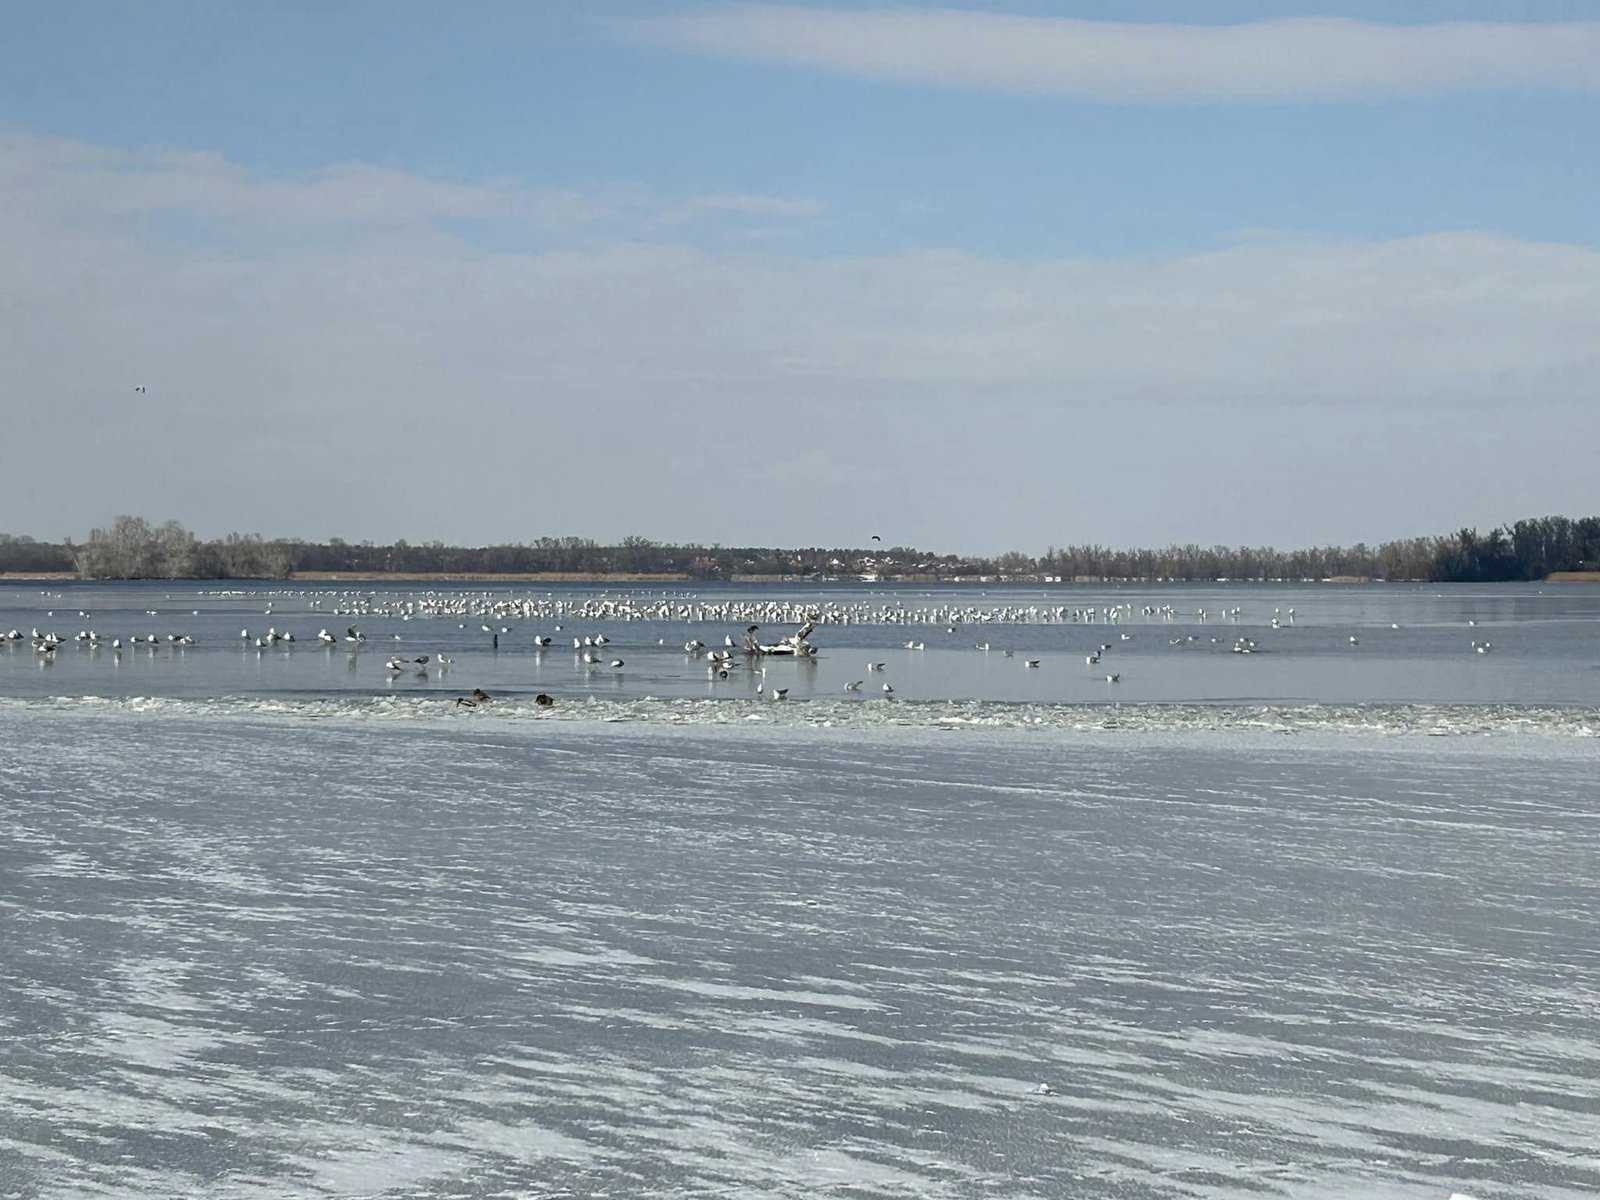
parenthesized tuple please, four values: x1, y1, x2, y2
(2, 580, 1597, 1198)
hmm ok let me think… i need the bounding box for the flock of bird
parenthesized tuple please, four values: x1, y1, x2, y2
(297, 589, 1226, 631)
(6, 623, 196, 655)
(4, 587, 1510, 705)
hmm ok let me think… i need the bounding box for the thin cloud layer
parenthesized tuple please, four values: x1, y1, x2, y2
(627, 6, 1600, 102)
(652, 193, 825, 227)
(0, 132, 819, 240)
(9, 134, 1594, 402)
(4, 134, 1597, 547)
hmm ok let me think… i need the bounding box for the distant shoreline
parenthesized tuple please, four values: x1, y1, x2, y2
(6, 571, 1599, 584)
(293, 571, 695, 583)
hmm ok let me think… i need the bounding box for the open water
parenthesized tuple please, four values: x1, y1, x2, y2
(2, 580, 1597, 1198)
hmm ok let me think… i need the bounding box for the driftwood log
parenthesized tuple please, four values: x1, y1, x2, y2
(743, 615, 819, 658)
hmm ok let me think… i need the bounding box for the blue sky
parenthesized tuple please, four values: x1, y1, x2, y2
(3, 2, 1597, 552)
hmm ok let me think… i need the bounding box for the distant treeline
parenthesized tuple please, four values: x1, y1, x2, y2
(1039, 514, 1600, 584)
(3, 513, 1598, 584)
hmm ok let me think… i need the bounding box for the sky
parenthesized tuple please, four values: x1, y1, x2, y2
(3, 1, 1597, 555)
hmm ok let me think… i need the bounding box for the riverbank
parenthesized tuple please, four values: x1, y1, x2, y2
(6, 570, 1597, 585)
(290, 571, 695, 584)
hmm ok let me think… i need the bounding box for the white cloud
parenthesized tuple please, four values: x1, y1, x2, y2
(0, 131, 815, 239)
(652, 193, 824, 227)
(625, 6, 1600, 102)
(3, 133, 1597, 549)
